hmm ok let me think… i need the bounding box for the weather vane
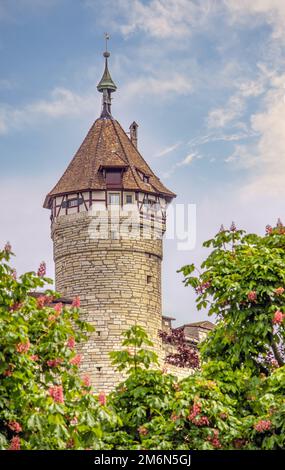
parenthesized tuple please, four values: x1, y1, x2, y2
(104, 32, 110, 53)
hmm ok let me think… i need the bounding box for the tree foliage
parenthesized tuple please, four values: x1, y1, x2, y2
(0, 245, 117, 450)
(1, 221, 285, 450)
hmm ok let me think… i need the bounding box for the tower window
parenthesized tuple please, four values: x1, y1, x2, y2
(110, 230, 118, 239)
(108, 193, 120, 205)
(62, 198, 83, 209)
(147, 275, 152, 284)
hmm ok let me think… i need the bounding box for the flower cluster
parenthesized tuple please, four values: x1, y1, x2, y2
(254, 419, 271, 433)
(187, 402, 210, 427)
(195, 281, 211, 294)
(8, 435, 20, 451)
(82, 375, 91, 387)
(49, 385, 64, 404)
(70, 354, 81, 366)
(207, 429, 221, 448)
(98, 392, 107, 406)
(8, 421, 22, 433)
(37, 261, 46, 278)
(274, 287, 284, 296)
(273, 310, 284, 325)
(16, 339, 30, 354)
(72, 296, 80, 308)
(30, 354, 39, 361)
(138, 426, 148, 436)
(4, 241, 12, 254)
(49, 302, 63, 322)
(67, 337, 76, 349)
(247, 291, 257, 302)
(47, 358, 63, 368)
(36, 295, 53, 309)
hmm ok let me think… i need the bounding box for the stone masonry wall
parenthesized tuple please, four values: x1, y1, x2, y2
(52, 211, 164, 392)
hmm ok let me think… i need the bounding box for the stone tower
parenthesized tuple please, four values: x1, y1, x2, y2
(43, 44, 176, 391)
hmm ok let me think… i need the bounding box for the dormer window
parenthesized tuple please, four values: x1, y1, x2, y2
(137, 169, 149, 184)
(143, 175, 149, 184)
(105, 169, 122, 188)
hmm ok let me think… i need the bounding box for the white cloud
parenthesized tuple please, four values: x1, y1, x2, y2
(207, 94, 245, 128)
(0, 70, 193, 135)
(155, 142, 182, 157)
(163, 151, 200, 178)
(225, 0, 285, 41)
(123, 74, 192, 99)
(207, 77, 266, 129)
(87, 0, 216, 39)
(0, 87, 96, 134)
(225, 72, 285, 199)
(177, 152, 197, 166)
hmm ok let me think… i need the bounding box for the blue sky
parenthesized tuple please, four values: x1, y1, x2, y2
(1, 0, 285, 325)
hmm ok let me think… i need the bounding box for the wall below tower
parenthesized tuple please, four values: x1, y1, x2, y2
(52, 211, 164, 392)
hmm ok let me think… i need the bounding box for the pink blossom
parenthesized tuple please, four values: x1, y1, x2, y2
(54, 302, 63, 315)
(193, 416, 210, 427)
(230, 221, 236, 232)
(37, 296, 47, 309)
(187, 402, 202, 421)
(274, 287, 284, 296)
(49, 385, 64, 404)
(265, 225, 273, 234)
(271, 359, 279, 368)
(273, 310, 284, 325)
(70, 354, 81, 366)
(3, 366, 13, 377)
(138, 426, 148, 436)
(247, 291, 257, 302)
(48, 314, 56, 322)
(170, 413, 179, 422)
(67, 337, 76, 349)
(98, 392, 107, 406)
(37, 261, 46, 277)
(12, 269, 17, 280)
(30, 354, 39, 362)
(16, 340, 30, 354)
(72, 296, 80, 308)
(8, 421, 22, 433)
(82, 375, 91, 387)
(254, 419, 271, 433)
(70, 417, 78, 426)
(207, 429, 221, 448)
(9, 302, 22, 312)
(66, 438, 74, 449)
(47, 358, 63, 367)
(8, 435, 20, 451)
(4, 241, 12, 254)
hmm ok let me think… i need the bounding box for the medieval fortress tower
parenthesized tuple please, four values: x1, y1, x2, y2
(44, 45, 185, 391)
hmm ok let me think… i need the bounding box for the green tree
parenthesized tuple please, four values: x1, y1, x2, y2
(179, 221, 285, 374)
(0, 244, 116, 450)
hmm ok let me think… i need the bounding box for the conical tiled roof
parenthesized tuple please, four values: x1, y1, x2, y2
(43, 118, 176, 208)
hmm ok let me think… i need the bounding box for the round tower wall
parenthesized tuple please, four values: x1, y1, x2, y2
(52, 211, 164, 392)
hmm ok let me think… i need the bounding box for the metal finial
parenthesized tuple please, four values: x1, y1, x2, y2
(104, 32, 110, 58)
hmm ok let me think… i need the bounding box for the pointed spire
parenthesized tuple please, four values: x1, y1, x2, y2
(97, 33, 117, 119)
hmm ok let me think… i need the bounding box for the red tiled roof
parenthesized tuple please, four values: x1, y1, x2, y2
(44, 118, 176, 208)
